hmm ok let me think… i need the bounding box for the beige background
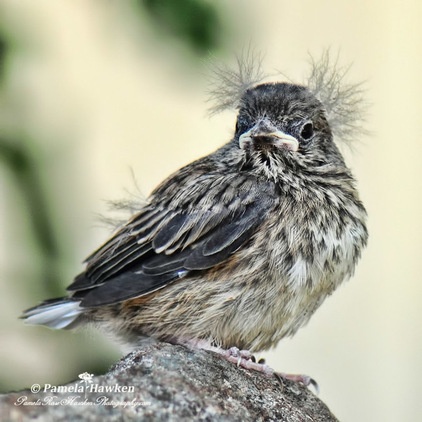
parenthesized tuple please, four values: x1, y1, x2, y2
(0, 1, 421, 421)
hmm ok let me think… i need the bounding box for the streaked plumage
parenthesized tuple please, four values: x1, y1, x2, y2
(23, 71, 368, 354)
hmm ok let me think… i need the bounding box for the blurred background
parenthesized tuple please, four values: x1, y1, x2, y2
(0, 1, 421, 421)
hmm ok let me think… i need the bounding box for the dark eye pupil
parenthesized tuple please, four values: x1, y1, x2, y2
(236, 116, 249, 134)
(301, 122, 314, 140)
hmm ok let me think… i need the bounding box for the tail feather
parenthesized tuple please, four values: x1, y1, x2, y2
(22, 298, 83, 329)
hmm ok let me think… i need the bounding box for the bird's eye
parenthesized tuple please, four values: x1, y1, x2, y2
(235, 116, 250, 135)
(300, 122, 314, 141)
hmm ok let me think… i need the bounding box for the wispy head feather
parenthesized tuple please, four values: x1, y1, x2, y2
(305, 50, 367, 146)
(207, 47, 266, 115)
(208, 49, 367, 145)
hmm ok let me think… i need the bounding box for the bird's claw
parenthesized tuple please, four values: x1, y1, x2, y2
(275, 372, 319, 394)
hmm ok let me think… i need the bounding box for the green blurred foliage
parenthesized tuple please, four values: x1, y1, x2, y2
(140, 0, 224, 54)
(0, 30, 64, 297)
(0, 34, 5, 80)
(0, 139, 64, 297)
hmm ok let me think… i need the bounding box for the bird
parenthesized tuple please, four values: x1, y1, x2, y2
(22, 55, 368, 385)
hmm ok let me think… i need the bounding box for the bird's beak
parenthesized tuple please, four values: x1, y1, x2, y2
(239, 122, 299, 152)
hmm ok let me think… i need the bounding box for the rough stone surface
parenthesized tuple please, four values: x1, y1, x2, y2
(0, 342, 339, 421)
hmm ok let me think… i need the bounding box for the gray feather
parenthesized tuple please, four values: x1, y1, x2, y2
(306, 50, 368, 146)
(207, 46, 266, 115)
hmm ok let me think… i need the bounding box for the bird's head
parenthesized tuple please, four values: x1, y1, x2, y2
(233, 82, 345, 176)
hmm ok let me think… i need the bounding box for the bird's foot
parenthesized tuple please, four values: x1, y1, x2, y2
(219, 346, 274, 376)
(220, 346, 318, 392)
(177, 338, 318, 392)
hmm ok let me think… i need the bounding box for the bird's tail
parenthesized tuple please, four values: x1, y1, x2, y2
(22, 298, 83, 329)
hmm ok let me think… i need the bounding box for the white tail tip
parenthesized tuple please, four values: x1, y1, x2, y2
(23, 300, 83, 329)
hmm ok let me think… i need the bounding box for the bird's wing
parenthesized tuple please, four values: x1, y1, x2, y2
(67, 171, 277, 308)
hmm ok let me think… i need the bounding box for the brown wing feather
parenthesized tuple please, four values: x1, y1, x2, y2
(67, 168, 278, 307)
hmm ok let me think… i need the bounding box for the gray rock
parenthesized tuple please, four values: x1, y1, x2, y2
(0, 342, 338, 421)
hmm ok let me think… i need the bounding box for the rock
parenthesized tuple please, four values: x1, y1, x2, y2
(0, 341, 338, 421)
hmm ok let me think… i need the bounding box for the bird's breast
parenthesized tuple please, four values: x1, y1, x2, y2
(218, 188, 367, 350)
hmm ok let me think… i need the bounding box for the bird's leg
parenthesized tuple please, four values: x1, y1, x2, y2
(174, 337, 318, 391)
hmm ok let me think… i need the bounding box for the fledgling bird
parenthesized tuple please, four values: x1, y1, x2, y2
(23, 53, 368, 383)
